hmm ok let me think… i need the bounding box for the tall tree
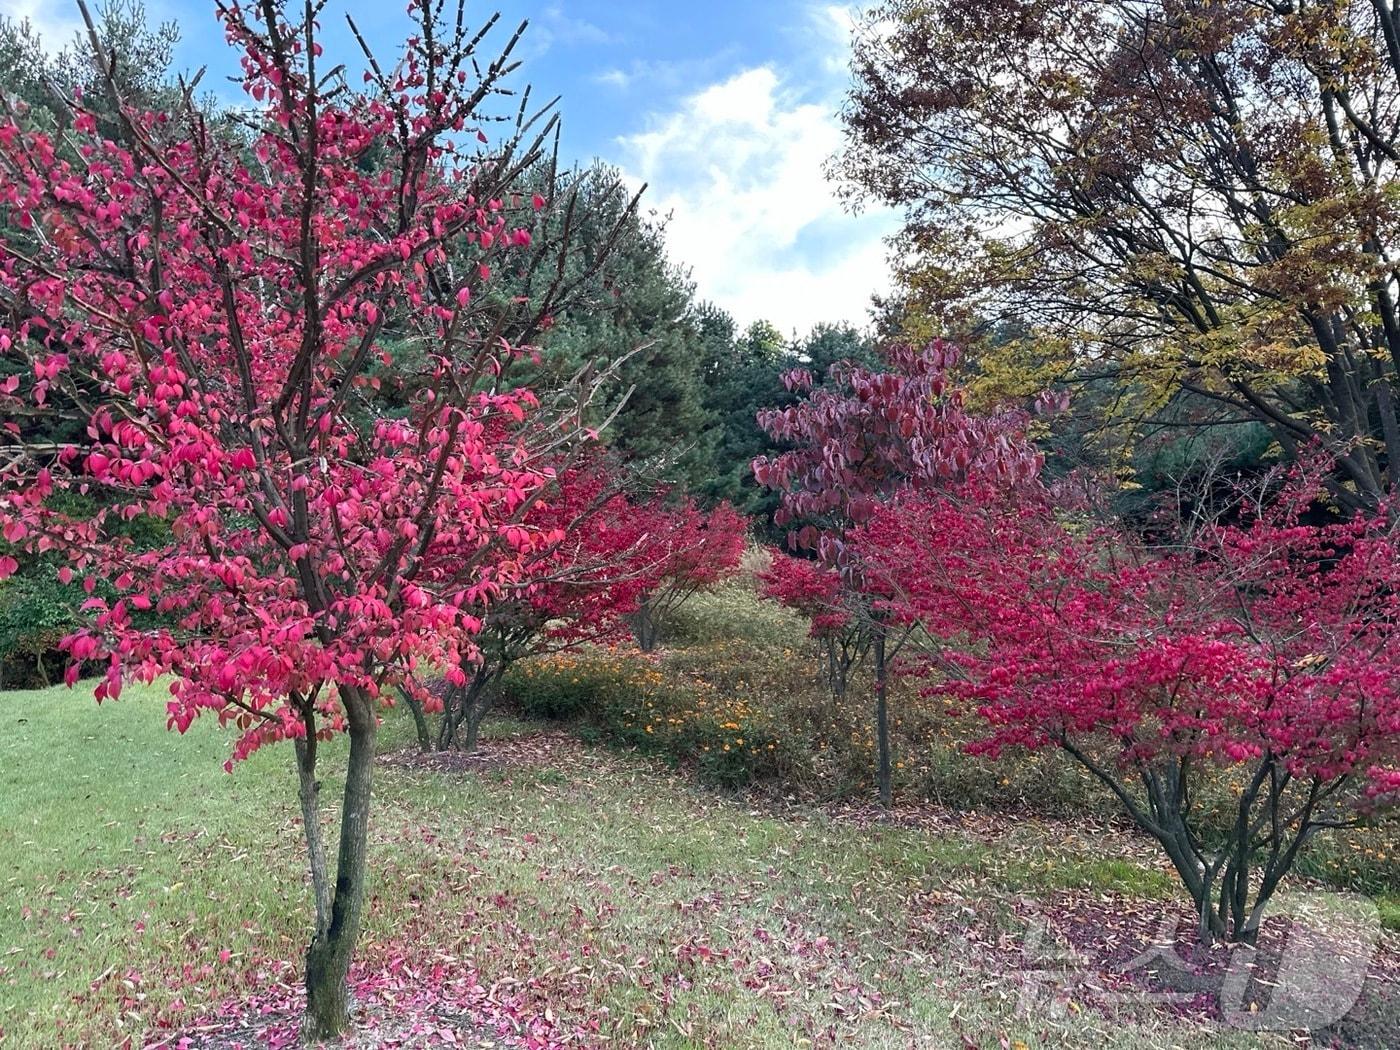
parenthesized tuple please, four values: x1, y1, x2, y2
(507, 163, 716, 487)
(0, 0, 632, 1037)
(0, 0, 181, 130)
(754, 340, 1041, 806)
(698, 315, 797, 516)
(837, 0, 1400, 507)
(795, 321, 877, 376)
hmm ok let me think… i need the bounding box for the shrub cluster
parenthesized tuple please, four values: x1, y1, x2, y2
(502, 648, 799, 788)
(14, 556, 1399, 906)
(0, 570, 80, 689)
(648, 629, 1102, 812)
(499, 586, 1399, 910)
(500, 628, 1104, 811)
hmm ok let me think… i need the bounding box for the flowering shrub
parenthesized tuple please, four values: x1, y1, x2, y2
(502, 648, 796, 787)
(503, 650, 624, 721)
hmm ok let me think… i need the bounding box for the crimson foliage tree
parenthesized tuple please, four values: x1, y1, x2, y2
(857, 471, 1400, 943)
(419, 478, 744, 747)
(626, 498, 746, 652)
(422, 452, 674, 750)
(0, 0, 630, 1036)
(753, 340, 1040, 806)
(758, 551, 866, 701)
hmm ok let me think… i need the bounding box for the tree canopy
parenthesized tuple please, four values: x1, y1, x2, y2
(837, 0, 1400, 507)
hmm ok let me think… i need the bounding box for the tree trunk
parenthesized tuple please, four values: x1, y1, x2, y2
(631, 604, 659, 652)
(403, 688, 431, 751)
(436, 681, 465, 750)
(462, 700, 486, 752)
(458, 666, 499, 753)
(873, 626, 892, 810)
(301, 691, 377, 1040)
(437, 666, 496, 751)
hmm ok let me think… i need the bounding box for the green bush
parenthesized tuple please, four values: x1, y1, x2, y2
(1292, 822, 1400, 899)
(0, 570, 81, 690)
(0, 495, 171, 691)
(503, 656, 609, 720)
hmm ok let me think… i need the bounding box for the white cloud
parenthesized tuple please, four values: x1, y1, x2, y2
(519, 3, 611, 60)
(809, 3, 861, 75)
(594, 67, 631, 89)
(0, 0, 84, 49)
(540, 5, 611, 46)
(591, 51, 738, 97)
(615, 34, 898, 337)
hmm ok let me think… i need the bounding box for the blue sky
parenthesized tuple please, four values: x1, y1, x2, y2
(2, 0, 898, 335)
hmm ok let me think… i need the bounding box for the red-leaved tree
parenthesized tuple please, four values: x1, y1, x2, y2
(753, 340, 1040, 805)
(758, 551, 866, 701)
(856, 471, 1400, 943)
(627, 498, 746, 651)
(0, 0, 631, 1036)
(422, 451, 677, 750)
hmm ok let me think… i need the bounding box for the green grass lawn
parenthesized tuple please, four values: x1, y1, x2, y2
(0, 681, 1385, 1047)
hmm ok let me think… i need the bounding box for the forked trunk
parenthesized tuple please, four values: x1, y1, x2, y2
(1085, 752, 1326, 948)
(462, 695, 488, 752)
(436, 665, 497, 751)
(455, 666, 498, 752)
